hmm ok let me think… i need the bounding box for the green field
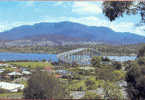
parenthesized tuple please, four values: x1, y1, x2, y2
(8, 62, 53, 69)
(0, 92, 23, 99)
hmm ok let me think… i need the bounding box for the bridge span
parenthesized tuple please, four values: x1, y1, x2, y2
(57, 48, 101, 65)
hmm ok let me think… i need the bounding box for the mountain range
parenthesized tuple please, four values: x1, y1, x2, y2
(0, 21, 144, 46)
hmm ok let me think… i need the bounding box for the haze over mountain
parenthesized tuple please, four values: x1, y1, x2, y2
(0, 21, 144, 46)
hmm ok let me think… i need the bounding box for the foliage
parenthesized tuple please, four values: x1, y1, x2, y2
(71, 62, 79, 67)
(96, 67, 117, 81)
(102, 1, 145, 24)
(103, 81, 124, 100)
(91, 56, 102, 68)
(85, 78, 97, 90)
(102, 57, 110, 62)
(103, 1, 133, 21)
(112, 70, 125, 81)
(137, 57, 145, 65)
(113, 61, 122, 70)
(42, 59, 46, 62)
(137, 46, 145, 58)
(23, 69, 66, 99)
(68, 77, 104, 91)
(8, 62, 53, 69)
(82, 91, 102, 99)
(125, 47, 145, 99)
(68, 80, 87, 91)
(125, 64, 145, 100)
(0, 88, 10, 93)
(0, 92, 23, 99)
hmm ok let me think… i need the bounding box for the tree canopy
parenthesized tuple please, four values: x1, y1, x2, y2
(23, 69, 66, 99)
(102, 1, 145, 24)
(126, 64, 145, 100)
(125, 47, 145, 100)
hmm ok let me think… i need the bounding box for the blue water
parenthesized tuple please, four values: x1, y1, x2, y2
(0, 52, 58, 61)
(107, 56, 136, 62)
(0, 52, 136, 62)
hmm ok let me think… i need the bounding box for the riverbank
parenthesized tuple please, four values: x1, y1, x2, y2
(0, 44, 140, 56)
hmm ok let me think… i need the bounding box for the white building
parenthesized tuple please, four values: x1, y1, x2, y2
(0, 82, 24, 92)
(0, 63, 8, 67)
(22, 71, 31, 75)
(8, 72, 22, 76)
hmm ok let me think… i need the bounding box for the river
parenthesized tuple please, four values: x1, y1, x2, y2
(0, 52, 136, 62)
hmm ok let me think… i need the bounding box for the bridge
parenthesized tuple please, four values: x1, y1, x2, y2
(57, 48, 101, 65)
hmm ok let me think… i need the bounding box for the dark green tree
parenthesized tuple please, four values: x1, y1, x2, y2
(95, 67, 117, 81)
(91, 56, 102, 68)
(125, 46, 145, 100)
(137, 57, 145, 65)
(23, 69, 66, 99)
(102, 1, 145, 24)
(113, 61, 122, 70)
(137, 46, 145, 58)
(125, 65, 145, 100)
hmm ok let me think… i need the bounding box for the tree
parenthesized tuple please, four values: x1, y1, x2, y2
(137, 57, 145, 65)
(42, 59, 46, 62)
(137, 46, 145, 58)
(125, 46, 145, 100)
(112, 70, 125, 81)
(102, 57, 110, 62)
(102, 1, 145, 24)
(71, 61, 79, 67)
(125, 65, 145, 100)
(113, 61, 122, 70)
(91, 56, 102, 68)
(103, 81, 124, 100)
(85, 79, 96, 90)
(23, 69, 66, 99)
(96, 67, 117, 81)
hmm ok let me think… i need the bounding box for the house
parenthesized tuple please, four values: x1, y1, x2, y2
(19, 67, 28, 71)
(8, 72, 22, 76)
(0, 70, 4, 73)
(7, 72, 23, 80)
(55, 74, 62, 78)
(0, 63, 8, 67)
(100, 61, 112, 65)
(0, 82, 24, 92)
(10, 65, 17, 69)
(0, 68, 5, 73)
(44, 66, 52, 71)
(55, 70, 72, 75)
(22, 71, 31, 75)
(15, 68, 21, 72)
(43, 66, 54, 73)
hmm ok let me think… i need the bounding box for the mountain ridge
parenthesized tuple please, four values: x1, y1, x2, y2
(0, 21, 144, 45)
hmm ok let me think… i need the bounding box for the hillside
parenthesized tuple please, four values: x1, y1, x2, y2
(0, 21, 144, 46)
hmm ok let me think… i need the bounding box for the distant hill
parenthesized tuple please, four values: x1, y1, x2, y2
(0, 21, 145, 46)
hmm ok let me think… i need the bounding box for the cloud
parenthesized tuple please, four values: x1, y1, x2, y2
(52, 2, 72, 7)
(0, 25, 7, 32)
(60, 16, 144, 36)
(0, 22, 36, 32)
(72, 2, 102, 15)
(18, 1, 35, 7)
(25, 1, 35, 7)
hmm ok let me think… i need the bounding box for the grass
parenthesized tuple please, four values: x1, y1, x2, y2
(0, 92, 23, 99)
(78, 66, 95, 70)
(68, 80, 87, 91)
(20, 80, 28, 87)
(8, 61, 53, 69)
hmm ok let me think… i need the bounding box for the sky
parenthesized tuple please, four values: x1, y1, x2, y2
(0, 1, 144, 36)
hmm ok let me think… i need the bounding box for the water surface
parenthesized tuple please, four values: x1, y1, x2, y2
(0, 52, 136, 62)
